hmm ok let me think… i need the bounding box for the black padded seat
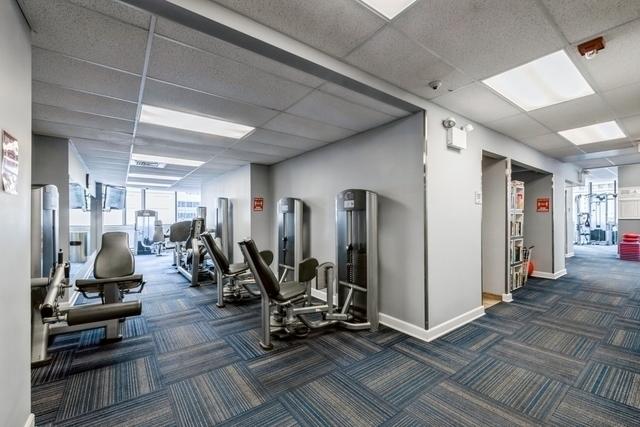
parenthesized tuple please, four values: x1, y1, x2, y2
(228, 263, 249, 275)
(76, 274, 144, 292)
(276, 281, 307, 301)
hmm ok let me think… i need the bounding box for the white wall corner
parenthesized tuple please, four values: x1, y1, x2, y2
(24, 414, 35, 427)
(565, 252, 575, 258)
(502, 293, 513, 302)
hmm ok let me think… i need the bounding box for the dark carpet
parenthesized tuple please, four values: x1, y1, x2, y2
(32, 245, 640, 426)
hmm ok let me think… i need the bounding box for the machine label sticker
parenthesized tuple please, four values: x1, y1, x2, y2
(344, 200, 355, 209)
(536, 197, 550, 212)
(253, 197, 264, 212)
(1, 130, 18, 195)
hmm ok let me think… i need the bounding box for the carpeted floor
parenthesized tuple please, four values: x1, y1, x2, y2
(32, 246, 640, 426)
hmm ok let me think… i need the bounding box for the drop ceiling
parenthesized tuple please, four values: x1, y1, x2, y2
(22, 0, 412, 190)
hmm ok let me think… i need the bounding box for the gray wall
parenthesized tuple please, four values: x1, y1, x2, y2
(250, 164, 272, 251)
(482, 157, 507, 295)
(32, 135, 70, 265)
(268, 114, 426, 326)
(0, 2, 32, 426)
(619, 164, 640, 236)
(521, 174, 554, 274)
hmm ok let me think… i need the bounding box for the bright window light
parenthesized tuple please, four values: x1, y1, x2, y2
(482, 50, 594, 111)
(131, 153, 204, 167)
(139, 105, 255, 139)
(127, 181, 173, 188)
(128, 173, 182, 181)
(358, 0, 418, 19)
(558, 121, 626, 145)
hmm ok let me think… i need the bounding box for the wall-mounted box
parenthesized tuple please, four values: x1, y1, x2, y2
(447, 127, 467, 150)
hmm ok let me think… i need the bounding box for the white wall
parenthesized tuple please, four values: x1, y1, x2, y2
(268, 114, 426, 327)
(522, 174, 554, 274)
(565, 185, 574, 255)
(0, 2, 32, 426)
(201, 165, 251, 262)
(482, 157, 507, 296)
(250, 164, 272, 251)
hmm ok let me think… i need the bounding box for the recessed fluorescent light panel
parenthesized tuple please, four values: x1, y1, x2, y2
(359, 0, 418, 19)
(558, 121, 626, 145)
(131, 153, 204, 167)
(139, 105, 255, 139)
(128, 173, 182, 181)
(127, 181, 172, 188)
(482, 50, 594, 111)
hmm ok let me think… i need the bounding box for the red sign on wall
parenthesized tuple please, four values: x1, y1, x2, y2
(253, 197, 264, 212)
(536, 197, 550, 212)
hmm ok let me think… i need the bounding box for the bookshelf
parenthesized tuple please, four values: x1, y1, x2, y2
(509, 180, 525, 291)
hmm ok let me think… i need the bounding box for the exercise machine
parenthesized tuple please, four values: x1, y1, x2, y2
(575, 181, 618, 246)
(172, 217, 213, 286)
(151, 219, 166, 255)
(239, 189, 379, 350)
(277, 197, 305, 282)
(31, 185, 59, 277)
(216, 197, 231, 260)
(134, 209, 159, 255)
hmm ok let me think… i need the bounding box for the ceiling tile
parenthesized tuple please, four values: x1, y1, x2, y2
(345, 26, 472, 99)
(485, 113, 550, 141)
(143, 79, 279, 127)
(608, 152, 640, 166)
(244, 129, 328, 151)
(578, 139, 632, 153)
(33, 103, 134, 134)
(221, 148, 287, 165)
(33, 120, 132, 144)
(33, 48, 141, 102)
(33, 81, 138, 121)
(135, 123, 237, 149)
(263, 113, 356, 142)
(621, 114, 640, 139)
(23, 0, 149, 73)
(319, 82, 409, 117)
(394, 0, 565, 79)
(521, 133, 574, 152)
(71, 138, 131, 152)
(540, 0, 640, 43)
(432, 83, 521, 123)
(133, 140, 219, 160)
(541, 145, 584, 159)
(129, 164, 194, 175)
(579, 20, 640, 91)
(601, 82, 640, 118)
(155, 19, 324, 88)
(286, 90, 395, 132)
(528, 94, 616, 131)
(211, 0, 386, 57)
(231, 140, 303, 157)
(67, 0, 151, 29)
(148, 36, 312, 111)
(574, 158, 616, 168)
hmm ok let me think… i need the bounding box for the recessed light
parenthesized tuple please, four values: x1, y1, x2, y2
(131, 153, 204, 167)
(482, 50, 594, 111)
(358, 0, 418, 19)
(139, 105, 255, 139)
(558, 121, 626, 145)
(128, 173, 182, 181)
(127, 181, 173, 188)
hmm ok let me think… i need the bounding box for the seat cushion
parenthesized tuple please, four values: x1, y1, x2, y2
(76, 274, 144, 292)
(276, 281, 307, 301)
(228, 263, 249, 274)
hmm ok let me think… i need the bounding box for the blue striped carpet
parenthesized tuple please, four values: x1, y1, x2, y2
(32, 246, 640, 426)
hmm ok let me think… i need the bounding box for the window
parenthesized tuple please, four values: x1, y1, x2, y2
(103, 208, 124, 226)
(145, 190, 176, 225)
(176, 191, 201, 222)
(126, 188, 142, 225)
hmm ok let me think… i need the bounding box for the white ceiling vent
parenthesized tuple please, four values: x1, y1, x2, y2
(131, 159, 167, 169)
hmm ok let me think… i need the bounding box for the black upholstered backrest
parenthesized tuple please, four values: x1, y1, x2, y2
(169, 221, 191, 243)
(239, 239, 280, 298)
(200, 231, 230, 274)
(94, 232, 135, 279)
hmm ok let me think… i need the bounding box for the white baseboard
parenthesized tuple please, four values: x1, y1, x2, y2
(531, 269, 567, 280)
(502, 293, 513, 302)
(379, 306, 485, 343)
(565, 252, 575, 258)
(24, 413, 35, 427)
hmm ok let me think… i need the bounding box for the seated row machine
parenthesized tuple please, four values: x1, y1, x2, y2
(171, 218, 213, 287)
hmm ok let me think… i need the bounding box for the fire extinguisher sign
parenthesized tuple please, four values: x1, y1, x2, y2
(253, 197, 264, 212)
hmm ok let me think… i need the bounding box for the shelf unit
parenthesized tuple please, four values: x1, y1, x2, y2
(509, 180, 525, 291)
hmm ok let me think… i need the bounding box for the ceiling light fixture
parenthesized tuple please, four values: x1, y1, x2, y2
(139, 105, 255, 139)
(558, 120, 626, 145)
(358, 0, 418, 19)
(127, 181, 173, 188)
(130, 153, 204, 167)
(482, 50, 594, 111)
(128, 173, 182, 181)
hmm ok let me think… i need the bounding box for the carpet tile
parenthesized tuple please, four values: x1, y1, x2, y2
(153, 323, 217, 353)
(392, 337, 477, 375)
(576, 362, 640, 409)
(514, 324, 599, 359)
(549, 387, 640, 427)
(440, 323, 504, 352)
(606, 326, 640, 352)
(308, 330, 383, 367)
(219, 401, 298, 427)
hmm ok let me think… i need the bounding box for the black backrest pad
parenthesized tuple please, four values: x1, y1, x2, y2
(200, 232, 230, 273)
(169, 221, 191, 243)
(240, 239, 280, 298)
(94, 232, 135, 279)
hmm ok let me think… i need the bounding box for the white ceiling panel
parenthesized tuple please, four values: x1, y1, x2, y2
(485, 113, 550, 141)
(264, 113, 356, 142)
(243, 129, 327, 151)
(286, 90, 394, 132)
(219, 148, 287, 165)
(579, 20, 640, 92)
(393, 0, 565, 79)
(540, 145, 584, 158)
(33, 120, 132, 144)
(574, 158, 616, 168)
(68, 0, 151, 29)
(621, 114, 640, 139)
(23, 0, 149, 73)
(133, 137, 222, 158)
(528, 94, 616, 132)
(33, 81, 138, 121)
(521, 133, 574, 152)
(608, 152, 640, 166)
(72, 138, 131, 152)
(602, 82, 640, 118)
(319, 82, 408, 118)
(231, 140, 303, 158)
(33, 103, 134, 134)
(540, 0, 640, 43)
(143, 79, 279, 127)
(33, 48, 141, 102)
(148, 36, 312, 111)
(155, 19, 324, 88)
(211, 0, 386, 58)
(578, 139, 633, 153)
(135, 123, 237, 149)
(128, 164, 195, 175)
(432, 83, 521, 124)
(345, 26, 472, 99)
